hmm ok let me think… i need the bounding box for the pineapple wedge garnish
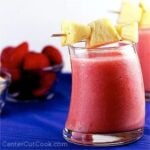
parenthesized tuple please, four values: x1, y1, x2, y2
(87, 19, 121, 48)
(140, 11, 150, 28)
(116, 24, 122, 35)
(139, 0, 150, 12)
(118, 0, 142, 24)
(61, 21, 91, 46)
(139, 1, 150, 28)
(116, 22, 138, 43)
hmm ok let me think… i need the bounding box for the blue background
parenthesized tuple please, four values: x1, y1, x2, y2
(0, 74, 150, 150)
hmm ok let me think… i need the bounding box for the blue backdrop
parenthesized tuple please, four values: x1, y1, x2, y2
(0, 74, 150, 150)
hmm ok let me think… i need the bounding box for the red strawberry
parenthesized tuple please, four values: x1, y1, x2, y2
(7, 68, 21, 81)
(1, 42, 28, 69)
(42, 45, 63, 65)
(32, 72, 56, 97)
(1, 47, 14, 68)
(9, 42, 29, 68)
(1, 42, 28, 82)
(23, 52, 50, 70)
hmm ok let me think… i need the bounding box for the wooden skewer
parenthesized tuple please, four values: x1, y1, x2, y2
(51, 33, 86, 43)
(51, 33, 66, 37)
(108, 10, 120, 14)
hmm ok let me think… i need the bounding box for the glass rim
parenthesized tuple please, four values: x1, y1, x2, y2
(139, 27, 150, 30)
(68, 41, 135, 51)
(42, 63, 63, 72)
(0, 63, 63, 74)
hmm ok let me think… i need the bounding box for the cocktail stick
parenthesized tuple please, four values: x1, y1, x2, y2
(108, 10, 120, 14)
(51, 34, 66, 37)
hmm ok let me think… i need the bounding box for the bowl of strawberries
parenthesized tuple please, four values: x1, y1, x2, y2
(1, 42, 63, 102)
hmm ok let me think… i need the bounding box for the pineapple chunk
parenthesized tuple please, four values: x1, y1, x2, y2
(117, 22, 138, 43)
(118, 0, 142, 24)
(139, 0, 150, 12)
(87, 19, 121, 48)
(115, 24, 122, 35)
(61, 21, 91, 46)
(140, 11, 150, 28)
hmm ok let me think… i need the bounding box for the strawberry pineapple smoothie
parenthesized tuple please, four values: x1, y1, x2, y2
(66, 44, 145, 134)
(137, 28, 150, 95)
(62, 17, 145, 145)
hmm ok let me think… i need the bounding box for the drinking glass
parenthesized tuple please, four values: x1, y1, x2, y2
(0, 69, 11, 114)
(137, 28, 150, 99)
(63, 42, 145, 146)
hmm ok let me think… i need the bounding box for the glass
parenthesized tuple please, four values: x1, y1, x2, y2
(137, 28, 150, 99)
(63, 42, 145, 146)
(6, 64, 63, 102)
(0, 69, 11, 114)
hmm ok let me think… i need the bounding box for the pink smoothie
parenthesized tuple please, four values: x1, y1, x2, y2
(66, 47, 145, 134)
(137, 28, 150, 92)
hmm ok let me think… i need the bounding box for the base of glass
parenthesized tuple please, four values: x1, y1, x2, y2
(5, 92, 55, 103)
(63, 128, 144, 146)
(145, 91, 150, 100)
